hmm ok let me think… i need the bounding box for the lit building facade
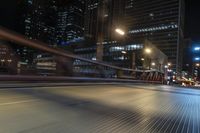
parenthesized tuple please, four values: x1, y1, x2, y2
(189, 42, 200, 80)
(20, 0, 58, 65)
(76, 0, 177, 76)
(56, 0, 85, 46)
(84, 0, 99, 42)
(0, 40, 18, 74)
(124, 0, 185, 72)
(24, 0, 57, 45)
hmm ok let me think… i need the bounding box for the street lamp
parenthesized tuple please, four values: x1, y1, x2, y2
(144, 48, 152, 54)
(168, 63, 171, 66)
(115, 28, 137, 75)
(1, 59, 5, 62)
(194, 47, 200, 51)
(7, 59, 12, 63)
(115, 28, 125, 36)
(151, 62, 156, 66)
(121, 51, 127, 54)
(144, 48, 152, 69)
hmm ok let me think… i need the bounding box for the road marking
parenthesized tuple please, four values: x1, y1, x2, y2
(0, 99, 39, 106)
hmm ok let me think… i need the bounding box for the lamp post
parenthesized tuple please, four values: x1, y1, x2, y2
(145, 48, 152, 55)
(144, 48, 152, 69)
(166, 62, 174, 85)
(115, 28, 128, 65)
(115, 28, 136, 77)
(151, 62, 156, 66)
(115, 28, 125, 36)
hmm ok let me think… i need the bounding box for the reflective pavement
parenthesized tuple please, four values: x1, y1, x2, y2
(0, 83, 200, 133)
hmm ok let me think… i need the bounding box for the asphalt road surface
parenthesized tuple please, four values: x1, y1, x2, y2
(0, 83, 200, 133)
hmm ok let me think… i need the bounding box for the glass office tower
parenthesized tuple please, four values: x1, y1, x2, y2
(124, 0, 185, 72)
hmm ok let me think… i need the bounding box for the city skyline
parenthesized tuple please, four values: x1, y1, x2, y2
(1, 1, 200, 132)
(0, 0, 198, 40)
(0, 0, 199, 77)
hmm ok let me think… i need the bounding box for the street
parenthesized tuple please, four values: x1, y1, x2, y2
(0, 83, 200, 133)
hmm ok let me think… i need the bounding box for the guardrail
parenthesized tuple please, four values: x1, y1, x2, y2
(0, 26, 164, 82)
(0, 26, 133, 72)
(0, 75, 162, 84)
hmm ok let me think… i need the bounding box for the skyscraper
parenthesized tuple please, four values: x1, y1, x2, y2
(81, 0, 185, 74)
(20, 0, 58, 64)
(24, 0, 57, 45)
(84, 0, 125, 43)
(84, 0, 99, 43)
(56, 0, 85, 47)
(124, 0, 185, 72)
(84, 0, 125, 61)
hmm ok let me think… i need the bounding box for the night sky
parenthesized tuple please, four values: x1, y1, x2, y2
(185, 0, 200, 40)
(0, 0, 199, 40)
(0, 1, 18, 29)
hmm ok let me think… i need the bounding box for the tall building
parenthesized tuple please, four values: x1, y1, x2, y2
(182, 38, 192, 73)
(56, 0, 85, 47)
(0, 40, 18, 74)
(25, 0, 57, 45)
(76, 0, 187, 77)
(82, 0, 125, 55)
(124, 0, 185, 72)
(189, 41, 200, 79)
(84, 0, 99, 43)
(19, 0, 58, 64)
(22, 0, 85, 75)
(73, 0, 127, 76)
(84, 0, 125, 43)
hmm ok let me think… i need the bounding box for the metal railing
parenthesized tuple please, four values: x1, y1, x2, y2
(0, 26, 164, 83)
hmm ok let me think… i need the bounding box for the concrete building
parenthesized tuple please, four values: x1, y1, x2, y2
(83, 0, 185, 74)
(0, 40, 18, 74)
(33, 53, 73, 76)
(124, 0, 185, 73)
(17, 0, 58, 66)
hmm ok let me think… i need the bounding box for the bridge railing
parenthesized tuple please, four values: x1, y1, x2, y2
(0, 26, 164, 83)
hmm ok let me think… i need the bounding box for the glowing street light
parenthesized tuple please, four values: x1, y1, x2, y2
(121, 51, 127, 54)
(196, 63, 200, 67)
(7, 59, 12, 63)
(195, 57, 200, 61)
(104, 14, 108, 17)
(151, 62, 156, 66)
(141, 58, 145, 61)
(115, 28, 125, 36)
(194, 47, 200, 51)
(145, 48, 152, 54)
(168, 63, 171, 66)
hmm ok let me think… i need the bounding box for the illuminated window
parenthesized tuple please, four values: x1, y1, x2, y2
(129, 24, 178, 34)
